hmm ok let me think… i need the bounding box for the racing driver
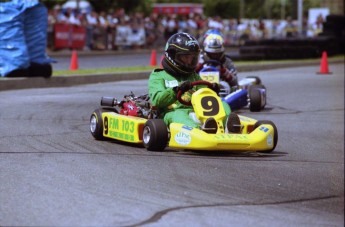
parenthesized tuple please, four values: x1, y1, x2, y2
(148, 32, 241, 134)
(196, 30, 238, 90)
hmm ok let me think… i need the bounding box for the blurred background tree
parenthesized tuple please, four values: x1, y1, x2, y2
(41, 0, 338, 19)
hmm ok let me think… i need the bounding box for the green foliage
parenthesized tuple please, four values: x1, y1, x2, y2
(203, 0, 240, 19)
(41, 0, 154, 15)
(88, 0, 152, 14)
(41, 0, 325, 19)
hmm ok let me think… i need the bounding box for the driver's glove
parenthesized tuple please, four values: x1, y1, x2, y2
(220, 68, 233, 81)
(173, 81, 192, 93)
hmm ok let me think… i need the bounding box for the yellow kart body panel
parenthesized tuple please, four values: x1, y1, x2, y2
(168, 115, 275, 151)
(102, 112, 146, 143)
(191, 88, 226, 134)
(99, 112, 275, 152)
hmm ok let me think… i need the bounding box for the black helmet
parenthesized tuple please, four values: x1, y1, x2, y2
(163, 32, 200, 77)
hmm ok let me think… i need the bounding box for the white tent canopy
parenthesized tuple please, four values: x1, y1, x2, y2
(62, 0, 92, 12)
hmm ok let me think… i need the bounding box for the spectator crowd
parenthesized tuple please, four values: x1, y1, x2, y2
(47, 4, 326, 51)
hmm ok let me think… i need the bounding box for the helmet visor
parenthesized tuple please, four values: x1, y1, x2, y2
(206, 52, 224, 60)
(175, 52, 199, 70)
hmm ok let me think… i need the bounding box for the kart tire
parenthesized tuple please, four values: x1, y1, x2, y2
(254, 120, 278, 153)
(249, 86, 262, 112)
(250, 84, 266, 109)
(101, 97, 116, 107)
(249, 84, 266, 93)
(143, 119, 168, 151)
(246, 76, 261, 85)
(90, 108, 106, 140)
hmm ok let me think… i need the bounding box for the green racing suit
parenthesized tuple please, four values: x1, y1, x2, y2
(148, 68, 231, 128)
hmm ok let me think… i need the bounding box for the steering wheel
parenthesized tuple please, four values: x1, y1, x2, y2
(177, 80, 214, 106)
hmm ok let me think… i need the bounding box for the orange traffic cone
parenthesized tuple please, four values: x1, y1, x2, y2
(150, 49, 157, 66)
(70, 50, 79, 70)
(318, 51, 332, 74)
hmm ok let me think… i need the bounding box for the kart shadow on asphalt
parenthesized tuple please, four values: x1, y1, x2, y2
(235, 106, 275, 114)
(106, 140, 287, 158)
(171, 149, 287, 158)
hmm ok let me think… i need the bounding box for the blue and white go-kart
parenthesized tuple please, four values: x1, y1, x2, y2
(199, 60, 267, 112)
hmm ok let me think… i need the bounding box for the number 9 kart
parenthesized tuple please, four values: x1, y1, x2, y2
(90, 80, 278, 153)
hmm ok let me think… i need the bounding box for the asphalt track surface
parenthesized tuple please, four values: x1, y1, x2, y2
(0, 64, 344, 226)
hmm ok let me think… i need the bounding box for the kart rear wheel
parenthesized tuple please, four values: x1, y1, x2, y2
(254, 120, 278, 153)
(249, 86, 262, 112)
(90, 108, 107, 140)
(143, 119, 168, 151)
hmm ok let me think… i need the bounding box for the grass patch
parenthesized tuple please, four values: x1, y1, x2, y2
(52, 55, 344, 76)
(53, 65, 156, 76)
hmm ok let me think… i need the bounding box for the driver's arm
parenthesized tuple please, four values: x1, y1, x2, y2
(195, 63, 203, 73)
(148, 70, 177, 109)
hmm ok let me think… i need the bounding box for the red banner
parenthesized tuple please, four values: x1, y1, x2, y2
(54, 23, 86, 49)
(152, 3, 203, 15)
(71, 25, 86, 49)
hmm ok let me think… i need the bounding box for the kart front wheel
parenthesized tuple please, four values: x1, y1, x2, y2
(143, 119, 168, 151)
(254, 120, 278, 153)
(90, 109, 106, 140)
(246, 76, 262, 85)
(249, 84, 266, 112)
(249, 87, 262, 112)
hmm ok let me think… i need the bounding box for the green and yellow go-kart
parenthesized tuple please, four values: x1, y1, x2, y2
(90, 81, 278, 153)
